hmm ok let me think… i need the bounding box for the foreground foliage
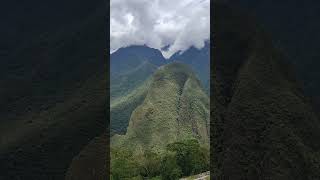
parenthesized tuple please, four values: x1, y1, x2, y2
(110, 139, 209, 180)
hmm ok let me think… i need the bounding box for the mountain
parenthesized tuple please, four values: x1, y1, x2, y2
(111, 60, 157, 101)
(110, 46, 166, 135)
(225, 0, 320, 112)
(169, 42, 210, 92)
(110, 44, 210, 135)
(110, 45, 166, 77)
(212, 2, 320, 179)
(111, 76, 152, 135)
(112, 63, 209, 153)
(0, 1, 107, 179)
(65, 134, 108, 180)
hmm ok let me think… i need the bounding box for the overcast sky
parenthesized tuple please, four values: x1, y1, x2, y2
(110, 0, 210, 58)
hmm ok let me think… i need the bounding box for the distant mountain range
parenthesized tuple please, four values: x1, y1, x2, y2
(110, 44, 210, 136)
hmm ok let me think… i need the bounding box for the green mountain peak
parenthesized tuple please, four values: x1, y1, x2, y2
(112, 62, 209, 154)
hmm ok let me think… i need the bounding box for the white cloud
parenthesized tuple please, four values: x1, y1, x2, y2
(110, 0, 210, 58)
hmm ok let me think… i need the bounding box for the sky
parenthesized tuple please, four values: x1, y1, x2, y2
(110, 0, 210, 59)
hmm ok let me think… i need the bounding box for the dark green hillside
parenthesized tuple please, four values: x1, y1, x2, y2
(65, 134, 108, 180)
(111, 61, 157, 101)
(0, 2, 107, 179)
(226, 0, 320, 112)
(112, 63, 209, 153)
(111, 78, 152, 135)
(110, 60, 159, 135)
(110, 46, 169, 135)
(212, 3, 320, 179)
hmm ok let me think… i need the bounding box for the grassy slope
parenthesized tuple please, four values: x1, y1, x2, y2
(112, 63, 209, 154)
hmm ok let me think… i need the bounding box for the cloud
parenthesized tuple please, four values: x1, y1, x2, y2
(110, 0, 210, 58)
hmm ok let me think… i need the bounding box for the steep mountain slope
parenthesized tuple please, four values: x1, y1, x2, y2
(110, 44, 210, 135)
(0, 2, 107, 180)
(226, 0, 320, 112)
(212, 3, 320, 179)
(111, 60, 157, 101)
(111, 77, 152, 135)
(169, 42, 210, 92)
(110, 46, 165, 135)
(65, 134, 108, 180)
(112, 63, 209, 153)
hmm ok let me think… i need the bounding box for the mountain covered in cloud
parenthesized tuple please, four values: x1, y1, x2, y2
(110, 0, 210, 58)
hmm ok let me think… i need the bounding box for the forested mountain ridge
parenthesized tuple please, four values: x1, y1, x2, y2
(212, 2, 320, 179)
(225, 0, 320, 113)
(112, 62, 210, 153)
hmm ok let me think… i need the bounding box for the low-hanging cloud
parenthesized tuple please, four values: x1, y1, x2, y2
(110, 0, 210, 58)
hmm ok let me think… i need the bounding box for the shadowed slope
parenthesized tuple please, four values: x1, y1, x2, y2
(212, 3, 320, 179)
(0, 2, 107, 179)
(65, 134, 108, 180)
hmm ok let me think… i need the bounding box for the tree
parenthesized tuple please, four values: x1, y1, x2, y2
(139, 150, 161, 178)
(166, 139, 209, 176)
(110, 148, 141, 179)
(160, 153, 182, 180)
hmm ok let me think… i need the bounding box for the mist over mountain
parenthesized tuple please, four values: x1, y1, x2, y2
(110, 0, 210, 58)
